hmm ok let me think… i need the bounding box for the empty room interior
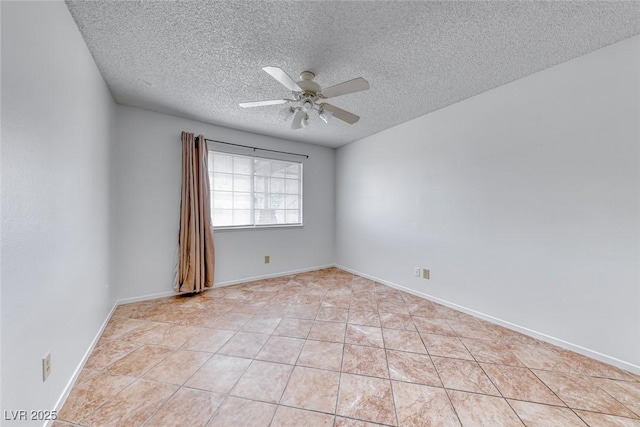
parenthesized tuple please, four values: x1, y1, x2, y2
(2, 1, 640, 426)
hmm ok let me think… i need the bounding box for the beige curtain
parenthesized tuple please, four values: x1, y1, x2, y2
(176, 132, 215, 293)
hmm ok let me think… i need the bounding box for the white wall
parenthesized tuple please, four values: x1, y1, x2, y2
(336, 35, 640, 371)
(112, 106, 335, 301)
(1, 1, 117, 422)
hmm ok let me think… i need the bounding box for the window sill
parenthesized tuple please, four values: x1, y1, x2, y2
(212, 224, 304, 232)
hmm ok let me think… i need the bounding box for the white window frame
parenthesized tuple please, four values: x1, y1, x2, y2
(208, 150, 304, 230)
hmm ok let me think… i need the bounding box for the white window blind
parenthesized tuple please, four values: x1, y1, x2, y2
(209, 151, 303, 228)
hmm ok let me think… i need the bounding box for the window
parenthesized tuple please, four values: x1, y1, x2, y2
(209, 151, 303, 228)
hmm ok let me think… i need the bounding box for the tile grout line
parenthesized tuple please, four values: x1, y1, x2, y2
(475, 362, 527, 426)
(421, 330, 464, 427)
(592, 381, 640, 419)
(378, 288, 401, 427)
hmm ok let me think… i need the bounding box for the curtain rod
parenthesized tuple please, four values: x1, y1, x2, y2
(204, 138, 309, 159)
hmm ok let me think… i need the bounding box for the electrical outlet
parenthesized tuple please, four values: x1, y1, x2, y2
(264, 255, 270, 264)
(414, 267, 420, 277)
(42, 352, 51, 382)
(423, 269, 430, 279)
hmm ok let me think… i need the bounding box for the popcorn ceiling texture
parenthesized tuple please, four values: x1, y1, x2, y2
(65, 1, 640, 148)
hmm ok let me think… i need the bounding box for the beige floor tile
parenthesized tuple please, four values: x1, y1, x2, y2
(481, 364, 565, 406)
(334, 417, 387, 426)
(281, 366, 340, 413)
(217, 331, 269, 358)
(432, 357, 500, 395)
(142, 350, 211, 385)
(392, 381, 461, 426)
(382, 329, 427, 353)
(345, 324, 384, 348)
(379, 312, 416, 331)
(386, 350, 441, 386)
(308, 321, 347, 343)
(406, 302, 441, 318)
(342, 344, 389, 378)
(446, 318, 496, 340)
(229, 360, 293, 403)
(57, 370, 136, 423)
(348, 310, 381, 327)
(508, 400, 587, 426)
(481, 322, 541, 346)
(184, 354, 251, 393)
(208, 397, 276, 427)
(285, 303, 321, 319)
(574, 410, 640, 426)
(421, 333, 474, 360)
(553, 347, 638, 381)
(83, 338, 142, 370)
(377, 301, 409, 315)
(412, 317, 456, 336)
(271, 406, 335, 427)
(182, 328, 236, 353)
(448, 390, 523, 426)
(509, 344, 573, 372)
(350, 300, 378, 312)
(119, 322, 202, 348)
(104, 344, 174, 377)
(322, 295, 351, 309)
(337, 373, 397, 426)
(100, 318, 149, 340)
(82, 379, 177, 426)
(273, 317, 314, 338)
(592, 377, 640, 417)
(461, 338, 526, 367)
(212, 312, 253, 330)
(229, 301, 267, 314)
(534, 370, 637, 418)
(144, 387, 224, 427)
(256, 335, 305, 364)
(241, 315, 283, 334)
(257, 303, 291, 317)
(297, 339, 344, 371)
(317, 307, 349, 322)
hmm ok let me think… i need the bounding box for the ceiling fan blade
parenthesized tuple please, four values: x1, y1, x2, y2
(239, 99, 288, 108)
(320, 77, 369, 99)
(263, 66, 303, 92)
(291, 109, 305, 129)
(321, 103, 360, 124)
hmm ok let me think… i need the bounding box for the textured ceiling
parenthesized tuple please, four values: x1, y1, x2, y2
(66, 1, 640, 148)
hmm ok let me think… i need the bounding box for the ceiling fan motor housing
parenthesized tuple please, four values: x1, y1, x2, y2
(296, 71, 321, 96)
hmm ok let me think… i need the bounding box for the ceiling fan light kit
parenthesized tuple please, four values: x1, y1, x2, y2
(240, 66, 369, 130)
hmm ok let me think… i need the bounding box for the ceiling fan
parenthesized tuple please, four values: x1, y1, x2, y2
(239, 66, 369, 129)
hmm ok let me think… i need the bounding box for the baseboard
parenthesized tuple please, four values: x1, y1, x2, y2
(117, 290, 177, 305)
(115, 264, 337, 304)
(48, 301, 119, 427)
(335, 264, 640, 375)
(212, 264, 336, 288)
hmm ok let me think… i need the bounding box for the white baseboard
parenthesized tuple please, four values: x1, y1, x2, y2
(212, 264, 336, 288)
(115, 264, 337, 304)
(48, 302, 119, 427)
(335, 264, 640, 375)
(117, 290, 177, 305)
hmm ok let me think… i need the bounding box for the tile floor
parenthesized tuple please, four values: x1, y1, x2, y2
(55, 268, 640, 426)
